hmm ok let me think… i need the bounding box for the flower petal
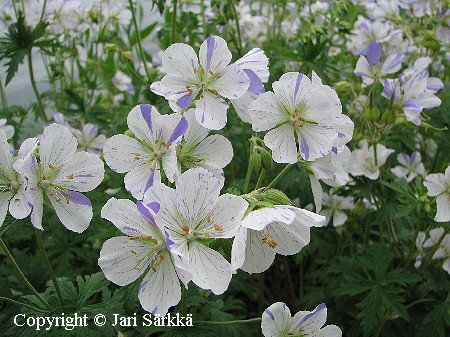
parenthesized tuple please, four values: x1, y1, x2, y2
(138, 251, 181, 316)
(98, 236, 153, 286)
(241, 206, 295, 231)
(49, 190, 92, 233)
(188, 241, 232, 294)
(249, 91, 286, 132)
(424, 173, 445, 196)
(56, 151, 104, 192)
(262, 302, 292, 337)
(103, 134, 146, 173)
(192, 134, 234, 168)
(298, 124, 337, 161)
(241, 229, 276, 274)
(435, 194, 450, 222)
(162, 43, 198, 81)
(8, 188, 31, 219)
(210, 64, 250, 99)
(199, 36, 232, 74)
(195, 91, 229, 130)
(234, 48, 269, 82)
(40, 124, 77, 174)
(264, 123, 297, 164)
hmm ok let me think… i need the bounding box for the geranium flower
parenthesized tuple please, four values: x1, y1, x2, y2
(72, 123, 106, 155)
(348, 140, 394, 180)
(423, 166, 450, 222)
(249, 71, 351, 163)
(0, 131, 38, 225)
(13, 124, 104, 232)
(319, 190, 354, 227)
(0, 119, 14, 140)
(143, 168, 248, 294)
(99, 197, 190, 315)
(231, 205, 325, 274)
(103, 104, 188, 200)
(391, 151, 425, 182)
(354, 41, 403, 87)
(176, 109, 233, 182)
(261, 302, 342, 337)
(150, 35, 250, 130)
(112, 70, 135, 94)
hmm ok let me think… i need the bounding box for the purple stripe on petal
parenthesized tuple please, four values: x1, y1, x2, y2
(165, 232, 175, 251)
(123, 226, 138, 232)
(294, 73, 303, 98)
(402, 98, 422, 112)
(210, 138, 217, 144)
(264, 309, 275, 320)
(400, 152, 410, 164)
(295, 303, 326, 329)
(146, 201, 160, 214)
(205, 36, 216, 71)
(88, 125, 98, 137)
(366, 41, 382, 66)
(410, 151, 417, 163)
(31, 155, 37, 173)
(76, 174, 94, 178)
(28, 202, 33, 208)
(243, 69, 264, 95)
(331, 147, 338, 154)
(300, 134, 310, 161)
(168, 117, 188, 144)
(67, 191, 91, 206)
(140, 104, 153, 132)
(139, 280, 148, 293)
(151, 307, 158, 315)
(137, 201, 156, 224)
(177, 94, 195, 109)
(337, 132, 345, 138)
(144, 170, 155, 194)
(383, 53, 403, 73)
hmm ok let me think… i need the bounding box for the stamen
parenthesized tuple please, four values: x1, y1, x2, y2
(214, 224, 223, 232)
(182, 226, 190, 234)
(67, 173, 74, 180)
(150, 254, 164, 272)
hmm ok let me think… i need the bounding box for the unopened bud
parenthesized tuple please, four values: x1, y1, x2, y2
(381, 108, 396, 124)
(264, 189, 292, 205)
(122, 51, 133, 62)
(260, 148, 273, 171)
(104, 43, 116, 57)
(250, 152, 262, 173)
(364, 107, 380, 122)
(333, 81, 353, 97)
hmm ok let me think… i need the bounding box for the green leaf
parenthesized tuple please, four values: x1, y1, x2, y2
(76, 273, 109, 307)
(4, 49, 26, 85)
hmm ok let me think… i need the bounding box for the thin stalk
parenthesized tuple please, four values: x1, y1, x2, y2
(35, 229, 63, 305)
(39, 0, 47, 23)
(27, 50, 48, 122)
(170, 0, 178, 44)
(267, 164, 293, 188)
(421, 228, 448, 268)
(0, 296, 49, 313)
(0, 238, 51, 310)
(0, 76, 9, 113)
(229, 0, 243, 56)
(128, 0, 151, 81)
(181, 286, 187, 315)
(403, 221, 423, 268)
(196, 318, 262, 325)
(255, 169, 266, 190)
(200, 0, 208, 36)
(283, 256, 296, 303)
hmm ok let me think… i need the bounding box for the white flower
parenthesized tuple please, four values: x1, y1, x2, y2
(0, 131, 38, 225)
(250, 72, 351, 163)
(177, 109, 233, 182)
(150, 35, 250, 130)
(112, 70, 135, 94)
(354, 41, 403, 87)
(432, 234, 450, 275)
(391, 151, 425, 182)
(99, 197, 189, 315)
(0, 119, 14, 140)
(423, 167, 450, 222)
(144, 168, 248, 294)
(320, 191, 354, 227)
(13, 124, 104, 232)
(103, 104, 188, 200)
(261, 302, 342, 337)
(348, 140, 394, 180)
(231, 205, 325, 274)
(72, 124, 106, 155)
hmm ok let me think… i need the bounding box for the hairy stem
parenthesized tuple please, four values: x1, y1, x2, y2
(267, 164, 293, 188)
(27, 50, 48, 122)
(128, 0, 151, 81)
(170, 0, 178, 44)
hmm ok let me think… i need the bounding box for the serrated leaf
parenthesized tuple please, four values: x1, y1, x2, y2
(4, 49, 26, 85)
(76, 273, 109, 307)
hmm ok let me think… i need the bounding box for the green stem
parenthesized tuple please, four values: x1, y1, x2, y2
(403, 221, 423, 268)
(197, 318, 262, 325)
(170, 0, 178, 44)
(0, 76, 9, 113)
(406, 298, 434, 309)
(181, 286, 187, 315)
(283, 256, 296, 302)
(35, 230, 63, 305)
(39, 0, 47, 23)
(27, 49, 48, 122)
(258, 273, 264, 314)
(200, 0, 208, 36)
(0, 239, 51, 310)
(243, 158, 252, 194)
(229, 0, 243, 56)
(267, 164, 293, 188)
(128, 0, 151, 81)
(374, 318, 386, 337)
(0, 296, 48, 313)
(255, 169, 266, 189)
(119, 53, 147, 86)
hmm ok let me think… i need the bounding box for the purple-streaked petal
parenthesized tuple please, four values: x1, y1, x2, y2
(366, 41, 382, 66)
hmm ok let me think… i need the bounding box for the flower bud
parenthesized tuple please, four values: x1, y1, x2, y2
(121, 51, 133, 62)
(250, 152, 262, 173)
(364, 107, 380, 122)
(264, 189, 292, 205)
(260, 148, 273, 171)
(381, 108, 396, 124)
(333, 81, 353, 97)
(104, 43, 116, 57)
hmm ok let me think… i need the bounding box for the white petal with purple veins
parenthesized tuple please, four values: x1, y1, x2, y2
(195, 91, 228, 130)
(199, 36, 232, 74)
